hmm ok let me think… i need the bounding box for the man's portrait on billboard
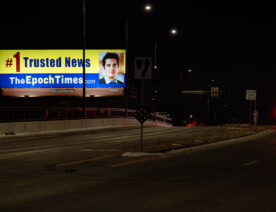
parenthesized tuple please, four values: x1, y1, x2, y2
(99, 52, 124, 85)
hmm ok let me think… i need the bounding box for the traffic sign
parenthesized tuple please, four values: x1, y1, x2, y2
(246, 90, 256, 100)
(134, 107, 150, 124)
(211, 87, 219, 97)
(134, 57, 152, 79)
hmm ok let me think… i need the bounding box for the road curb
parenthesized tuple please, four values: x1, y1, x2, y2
(122, 128, 274, 157)
(169, 128, 274, 154)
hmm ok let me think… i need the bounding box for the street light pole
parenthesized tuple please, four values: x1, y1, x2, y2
(125, 4, 152, 118)
(82, 0, 86, 118)
(179, 70, 183, 125)
(124, 9, 135, 118)
(153, 28, 177, 121)
(154, 34, 163, 71)
(153, 33, 163, 121)
(178, 69, 192, 125)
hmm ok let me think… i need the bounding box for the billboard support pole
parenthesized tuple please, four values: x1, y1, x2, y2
(82, 0, 86, 118)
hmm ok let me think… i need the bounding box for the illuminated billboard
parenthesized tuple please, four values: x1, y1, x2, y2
(0, 50, 125, 97)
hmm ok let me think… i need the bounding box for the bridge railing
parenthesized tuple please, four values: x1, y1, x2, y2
(0, 107, 172, 125)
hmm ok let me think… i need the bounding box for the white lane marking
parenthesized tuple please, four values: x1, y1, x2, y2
(81, 149, 119, 152)
(242, 160, 260, 167)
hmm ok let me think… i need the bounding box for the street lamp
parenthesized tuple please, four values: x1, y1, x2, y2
(144, 4, 152, 11)
(171, 28, 177, 35)
(125, 3, 152, 118)
(154, 28, 177, 72)
(82, 0, 86, 118)
(153, 28, 178, 120)
(179, 68, 192, 125)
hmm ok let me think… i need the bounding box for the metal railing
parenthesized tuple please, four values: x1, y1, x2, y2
(0, 107, 172, 125)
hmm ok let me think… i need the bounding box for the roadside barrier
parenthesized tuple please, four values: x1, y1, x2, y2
(0, 107, 172, 125)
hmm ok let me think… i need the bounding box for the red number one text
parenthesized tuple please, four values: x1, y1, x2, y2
(13, 52, 20, 72)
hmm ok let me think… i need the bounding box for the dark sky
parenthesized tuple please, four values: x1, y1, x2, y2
(1, 0, 276, 123)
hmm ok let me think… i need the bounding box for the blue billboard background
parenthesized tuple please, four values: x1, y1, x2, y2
(0, 74, 125, 88)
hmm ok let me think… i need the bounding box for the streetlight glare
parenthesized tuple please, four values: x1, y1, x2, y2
(145, 4, 152, 11)
(171, 28, 177, 35)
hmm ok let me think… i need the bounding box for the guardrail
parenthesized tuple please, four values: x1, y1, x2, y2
(0, 107, 172, 125)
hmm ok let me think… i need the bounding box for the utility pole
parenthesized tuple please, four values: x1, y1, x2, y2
(82, 0, 86, 118)
(178, 71, 183, 125)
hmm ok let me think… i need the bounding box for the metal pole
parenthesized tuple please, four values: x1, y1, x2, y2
(125, 16, 129, 118)
(125, 10, 135, 118)
(82, 0, 86, 118)
(254, 99, 257, 127)
(154, 35, 158, 70)
(141, 123, 143, 152)
(154, 34, 162, 121)
(207, 97, 210, 125)
(154, 34, 162, 69)
(199, 87, 202, 125)
(141, 79, 144, 106)
(213, 98, 217, 125)
(179, 71, 182, 125)
(249, 100, 252, 126)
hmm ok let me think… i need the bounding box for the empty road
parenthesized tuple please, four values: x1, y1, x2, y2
(0, 126, 275, 211)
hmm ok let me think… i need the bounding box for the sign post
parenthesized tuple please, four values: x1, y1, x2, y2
(134, 107, 150, 151)
(246, 90, 257, 126)
(211, 87, 219, 97)
(254, 110, 258, 125)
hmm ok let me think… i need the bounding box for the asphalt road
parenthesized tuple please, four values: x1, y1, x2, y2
(0, 126, 275, 211)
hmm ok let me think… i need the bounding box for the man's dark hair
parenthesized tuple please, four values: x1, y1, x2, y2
(102, 52, 119, 67)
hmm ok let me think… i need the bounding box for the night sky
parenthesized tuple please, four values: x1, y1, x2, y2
(1, 0, 276, 124)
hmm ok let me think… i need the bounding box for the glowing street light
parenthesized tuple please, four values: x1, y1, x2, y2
(145, 4, 152, 11)
(154, 27, 178, 70)
(125, 3, 153, 117)
(153, 27, 178, 119)
(171, 28, 177, 35)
